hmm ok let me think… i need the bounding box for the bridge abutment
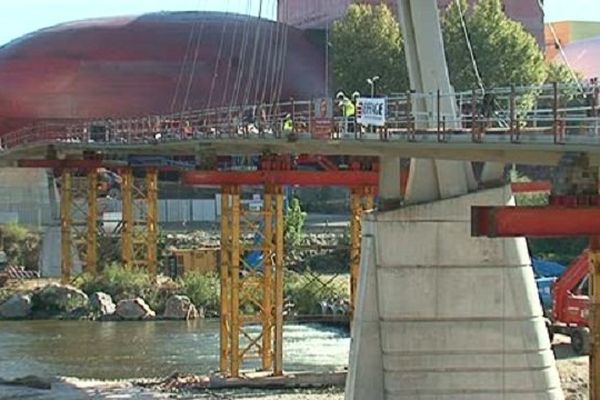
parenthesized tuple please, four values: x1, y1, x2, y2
(346, 185, 563, 399)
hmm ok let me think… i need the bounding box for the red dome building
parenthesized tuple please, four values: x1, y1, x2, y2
(0, 12, 327, 135)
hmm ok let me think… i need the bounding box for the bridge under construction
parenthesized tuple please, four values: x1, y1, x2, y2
(1, 0, 600, 399)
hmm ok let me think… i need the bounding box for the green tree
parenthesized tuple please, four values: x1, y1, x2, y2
(331, 4, 409, 95)
(442, 0, 547, 91)
(285, 198, 306, 249)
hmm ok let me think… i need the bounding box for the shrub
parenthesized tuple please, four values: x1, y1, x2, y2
(177, 272, 220, 313)
(284, 270, 349, 316)
(75, 264, 153, 301)
(0, 223, 41, 268)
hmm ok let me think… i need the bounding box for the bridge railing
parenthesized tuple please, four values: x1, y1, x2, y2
(0, 81, 598, 153)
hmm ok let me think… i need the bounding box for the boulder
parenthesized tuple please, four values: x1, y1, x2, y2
(36, 283, 88, 312)
(89, 292, 116, 316)
(115, 298, 155, 320)
(0, 293, 32, 318)
(163, 295, 200, 320)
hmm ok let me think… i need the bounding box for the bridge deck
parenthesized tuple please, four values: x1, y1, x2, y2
(3, 130, 600, 167)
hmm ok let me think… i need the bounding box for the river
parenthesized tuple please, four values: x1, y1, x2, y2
(0, 320, 350, 381)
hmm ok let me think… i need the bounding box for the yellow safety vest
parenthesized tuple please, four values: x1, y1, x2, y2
(283, 119, 293, 131)
(343, 99, 355, 117)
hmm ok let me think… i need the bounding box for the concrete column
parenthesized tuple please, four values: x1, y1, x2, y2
(378, 155, 402, 210)
(345, 231, 384, 400)
(345, 186, 563, 399)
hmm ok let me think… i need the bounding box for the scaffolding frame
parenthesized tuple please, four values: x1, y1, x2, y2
(220, 184, 284, 377)
(59, 168, 100, 282)
(120, 167, 159, 275)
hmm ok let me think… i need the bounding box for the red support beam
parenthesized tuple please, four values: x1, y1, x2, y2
(472, 206, 600, 238)
(16, 158, 554, 194)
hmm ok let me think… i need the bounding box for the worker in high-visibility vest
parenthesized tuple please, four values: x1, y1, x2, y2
(336, 91, 357, 135)
(283, 113, 295, 141)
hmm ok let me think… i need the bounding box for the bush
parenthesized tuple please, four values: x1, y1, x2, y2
(285, 198, 306, 250)
(0, 223, 41, 268)
(177, 272, 220, 313)
(284, 270, 349, 316)
(76, 264, 153, 301)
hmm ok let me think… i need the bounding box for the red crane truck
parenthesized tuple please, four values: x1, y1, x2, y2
(550, 250, 591, 354)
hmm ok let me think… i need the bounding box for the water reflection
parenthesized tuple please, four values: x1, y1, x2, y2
(0, 320, 349, 380)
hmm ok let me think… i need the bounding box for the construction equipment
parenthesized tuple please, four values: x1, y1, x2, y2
(166, 247, 220, 278)
(550, 250, 591, 355)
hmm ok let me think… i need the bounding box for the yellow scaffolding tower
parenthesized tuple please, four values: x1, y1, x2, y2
(120, 167, 159, 275)
(60, 168, 100, 282)
(349, 186, 375, 317)
(220, 184, 284, 377)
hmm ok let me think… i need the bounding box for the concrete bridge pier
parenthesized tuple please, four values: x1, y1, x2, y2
(345, 186, 563, 399)
(345, 0, 563, 398)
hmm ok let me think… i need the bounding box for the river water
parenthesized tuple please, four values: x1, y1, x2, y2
(0, 320, 350, 381)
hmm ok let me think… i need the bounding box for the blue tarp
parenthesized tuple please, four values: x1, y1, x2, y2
(532, 258, 566, 278)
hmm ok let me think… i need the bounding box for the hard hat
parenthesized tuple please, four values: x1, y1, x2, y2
(335, 91, 345, 99)
(351, 91, 360, 99)
(285, 113, 291, 118)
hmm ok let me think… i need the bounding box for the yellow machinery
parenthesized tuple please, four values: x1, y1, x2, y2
(167, 247, 220, 276)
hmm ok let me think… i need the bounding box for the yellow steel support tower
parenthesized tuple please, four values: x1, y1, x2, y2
(590, 237, 600, 400)
(120, 167, 159, 274)
(220, 186, 232, 374)
(60, 168, 101, 282)
(274, 185, 284, 376)
(60, 169, 73, 283)
(146, 169, 159, 276)
(262, 186, 274, 370)
(219, 184, 284, 377)
(349, 186, 375, 316)
(121, 168, 134, 268)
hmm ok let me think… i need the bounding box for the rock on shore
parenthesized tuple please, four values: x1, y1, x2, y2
(115, 298, 155, 320)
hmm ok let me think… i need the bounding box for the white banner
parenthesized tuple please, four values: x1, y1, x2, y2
(356, 97, 386, 126)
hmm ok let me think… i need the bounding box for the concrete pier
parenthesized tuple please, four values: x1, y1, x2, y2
(346, 186, 563, 399)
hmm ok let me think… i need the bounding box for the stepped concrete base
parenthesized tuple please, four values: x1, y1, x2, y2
(345, 186, 563, 400)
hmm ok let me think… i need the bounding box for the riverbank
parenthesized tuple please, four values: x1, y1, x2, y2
(0, 376, 345, 400)
(0, 267, 349, 321)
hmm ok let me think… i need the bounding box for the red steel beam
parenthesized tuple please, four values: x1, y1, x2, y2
(472, 206, 600, 238)
(510, 180, 551, 193)
(181, 170, 379, 187)
(16, 159, 553, 193)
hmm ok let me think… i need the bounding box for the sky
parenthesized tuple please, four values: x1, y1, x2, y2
(0, 0, 599, 47)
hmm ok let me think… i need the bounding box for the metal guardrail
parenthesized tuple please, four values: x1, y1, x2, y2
(0, 81, 599, 154)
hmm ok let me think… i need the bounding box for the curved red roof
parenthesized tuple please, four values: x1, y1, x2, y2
(0, 12, 327, 135)
(553, 35, 600, 80)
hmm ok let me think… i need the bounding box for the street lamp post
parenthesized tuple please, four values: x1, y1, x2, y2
(366, 76, 380, 98)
